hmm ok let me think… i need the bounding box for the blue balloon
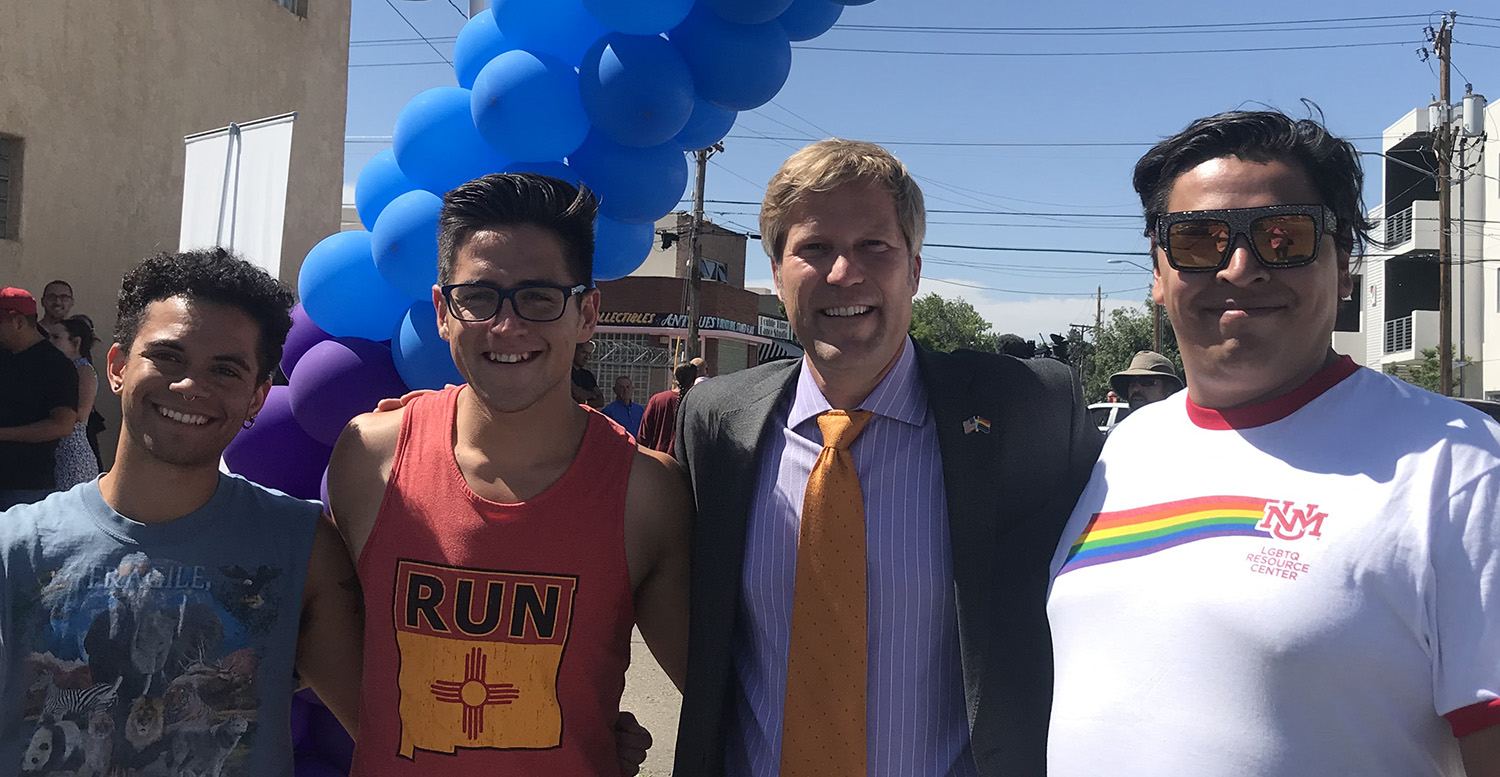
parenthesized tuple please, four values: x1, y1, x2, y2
(372, 190, 443, 301)
(354, 148, 416, 231)
(674, 96, 737, 151)
(704, 0, 794, 25)
(298, 231, 411, 341)
(829, 0, 874, 4)
(393, 86, 511, 195)
(778, 0, 843, 41)
(503, 160, 582, 185)
(453, 9, 515, 89)
(568, 131, 689, 225)
(471, 50, 590, 162)
(593, 217, 654, 281)
(580, 34, 696, 148)
(394, 301, 466, 390)
(669, 7, 792, 111)
(289, 338, 409, 447)
(581, 0, 693, 35)
(491, 0, 610, 66)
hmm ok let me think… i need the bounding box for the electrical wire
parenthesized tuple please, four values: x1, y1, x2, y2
(791, 39, 1420, 57)
(379, 0, 451, 66)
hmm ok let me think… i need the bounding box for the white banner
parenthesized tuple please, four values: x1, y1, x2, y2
(179, 113, 296, 278)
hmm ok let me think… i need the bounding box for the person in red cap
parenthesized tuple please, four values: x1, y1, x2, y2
(0, 287, 79, 510)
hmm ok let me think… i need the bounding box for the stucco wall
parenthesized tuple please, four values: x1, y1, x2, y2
(0, 0, 351, 464)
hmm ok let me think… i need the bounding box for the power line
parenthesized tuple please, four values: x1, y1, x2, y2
(792, 39, 1420, 57)
(831, 20, 1420, 36)
(380, 0, 452, 66)
(833, 14, 1426, 32)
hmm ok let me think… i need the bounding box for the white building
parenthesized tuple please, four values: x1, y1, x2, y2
(1352, 97, 1497, 399)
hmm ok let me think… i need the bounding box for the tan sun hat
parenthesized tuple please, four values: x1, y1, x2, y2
(1109, 350, 1183, 396)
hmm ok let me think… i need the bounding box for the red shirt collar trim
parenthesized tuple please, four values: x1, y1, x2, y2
(1185, 356, 1359, 431)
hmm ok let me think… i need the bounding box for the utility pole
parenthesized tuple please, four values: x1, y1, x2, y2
(1095, 286, 1102, 342)
(684, 148, 709, 361)
(1435, 14, 1454, 396)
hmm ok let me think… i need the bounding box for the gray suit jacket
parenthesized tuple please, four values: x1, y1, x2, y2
(671, 345, 1102, 777)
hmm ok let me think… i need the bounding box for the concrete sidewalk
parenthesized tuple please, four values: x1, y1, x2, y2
(621, 627, 682, 776)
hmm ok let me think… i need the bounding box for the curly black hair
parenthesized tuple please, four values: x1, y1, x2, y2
(114, 247, 295, 382)
(1133, 108, 1376, 257)
(438, 173, 598, 286)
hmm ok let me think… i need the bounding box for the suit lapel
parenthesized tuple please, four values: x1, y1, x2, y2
(699, 361, 800, 642)
(915, 348, 1011, 755)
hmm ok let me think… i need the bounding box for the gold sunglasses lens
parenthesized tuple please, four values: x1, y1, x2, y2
(1166, 220, 1231, 269)
(1251, 214, 1319, 265)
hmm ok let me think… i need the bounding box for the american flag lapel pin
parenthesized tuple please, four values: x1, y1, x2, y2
(963, 415, 991, 435)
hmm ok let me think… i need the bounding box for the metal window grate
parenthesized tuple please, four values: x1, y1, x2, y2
(1384, 315, 1413, 354)
(0, 137, 11, 239)
(272, 0, 307, 17)
(1384, 205, 1413, 246)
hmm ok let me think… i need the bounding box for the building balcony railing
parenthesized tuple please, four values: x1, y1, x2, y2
(1378, 200, 1439, 255)
(1381, 310, 1439, 360)
(1385, 315, 1413, 354)
(1385, 205, 1413, 246)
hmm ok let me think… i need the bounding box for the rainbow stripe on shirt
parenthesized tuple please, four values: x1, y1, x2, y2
(1059, 495, 1274, 574)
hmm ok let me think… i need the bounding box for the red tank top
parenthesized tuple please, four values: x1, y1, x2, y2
(352, 386, 636, 776)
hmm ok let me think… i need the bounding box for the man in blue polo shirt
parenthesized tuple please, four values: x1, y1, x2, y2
(601, 375, 645, 437)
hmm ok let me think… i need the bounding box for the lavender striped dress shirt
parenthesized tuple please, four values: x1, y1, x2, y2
(728, 338, 977, 777)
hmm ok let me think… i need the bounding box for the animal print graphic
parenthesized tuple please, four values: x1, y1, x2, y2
(20, 553, 282, 776)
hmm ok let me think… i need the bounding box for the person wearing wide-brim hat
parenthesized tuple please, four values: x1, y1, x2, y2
(1109, 350, 1182, 410)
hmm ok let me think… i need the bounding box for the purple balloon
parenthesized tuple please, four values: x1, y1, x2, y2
(290, 694, 312, 748)
(307, 706, 355, 772)
(319, 464, 331, 513)
(281, 304, 333, 378)
(289, 338, 409, 447)
(222, 387, 332, 501)
(293, 752, 347, 777)
(296, 687, 328, 708)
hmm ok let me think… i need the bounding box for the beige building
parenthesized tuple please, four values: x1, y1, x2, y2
(1, 0, 351, 462)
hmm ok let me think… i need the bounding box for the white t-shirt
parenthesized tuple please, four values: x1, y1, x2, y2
(1047, 360, 1500, 776)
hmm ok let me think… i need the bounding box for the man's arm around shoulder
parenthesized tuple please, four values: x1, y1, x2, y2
(327, 409, 404, 563)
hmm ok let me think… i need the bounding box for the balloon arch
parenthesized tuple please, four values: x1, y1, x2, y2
(221, 0, 874, 771)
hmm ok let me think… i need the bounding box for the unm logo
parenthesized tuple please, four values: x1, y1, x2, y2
(1257, 500, 1328, 541)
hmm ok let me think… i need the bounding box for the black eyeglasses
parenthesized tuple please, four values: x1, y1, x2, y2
(1155, 204, 1337, 272)
(440, 282, 590, 323)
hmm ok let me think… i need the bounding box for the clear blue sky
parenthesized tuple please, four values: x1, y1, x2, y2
(344, 0, 1500, 340)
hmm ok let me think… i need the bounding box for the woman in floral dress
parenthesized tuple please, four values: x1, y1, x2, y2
(45, 315, 101, 489)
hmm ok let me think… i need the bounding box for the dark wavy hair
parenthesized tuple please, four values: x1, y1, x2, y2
(437, 173, 598, 286)
(58, 315, 96, 363)
(1133, 109, 1376, 257)
(114, 247, 295, 382)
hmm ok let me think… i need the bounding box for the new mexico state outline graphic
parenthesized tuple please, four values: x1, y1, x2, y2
(391, 559, 578, 759)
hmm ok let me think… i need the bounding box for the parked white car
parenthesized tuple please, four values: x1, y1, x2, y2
(1088, 401, 1132, 433)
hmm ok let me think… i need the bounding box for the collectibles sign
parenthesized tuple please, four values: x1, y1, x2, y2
(597, 311, 758, 337)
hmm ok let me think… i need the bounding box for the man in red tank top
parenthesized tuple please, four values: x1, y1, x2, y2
(326, 174, 692, 776)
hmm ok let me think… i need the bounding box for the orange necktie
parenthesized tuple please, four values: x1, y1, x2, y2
(780, 409, 874, 777)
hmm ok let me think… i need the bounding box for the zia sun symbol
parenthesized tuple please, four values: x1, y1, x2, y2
(430, 647, 522, 739)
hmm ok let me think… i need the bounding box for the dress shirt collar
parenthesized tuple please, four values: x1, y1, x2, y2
(788, 337, 928, 431)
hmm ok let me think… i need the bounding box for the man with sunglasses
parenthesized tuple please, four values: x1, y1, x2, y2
(327, 173, 690, 776)
(1108, 350, 1182, 411)
(1047, 110, 1500, 775)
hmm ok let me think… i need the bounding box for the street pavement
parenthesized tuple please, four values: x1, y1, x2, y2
(622, 627, 683, 777)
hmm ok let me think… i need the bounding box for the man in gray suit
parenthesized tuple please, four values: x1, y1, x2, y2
(672, 139, 1101, 777)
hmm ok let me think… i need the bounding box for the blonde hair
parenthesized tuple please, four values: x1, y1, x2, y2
(759, 138, 926, 262)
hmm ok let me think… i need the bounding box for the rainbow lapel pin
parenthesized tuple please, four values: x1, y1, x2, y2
(962, 415, 991, 435)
